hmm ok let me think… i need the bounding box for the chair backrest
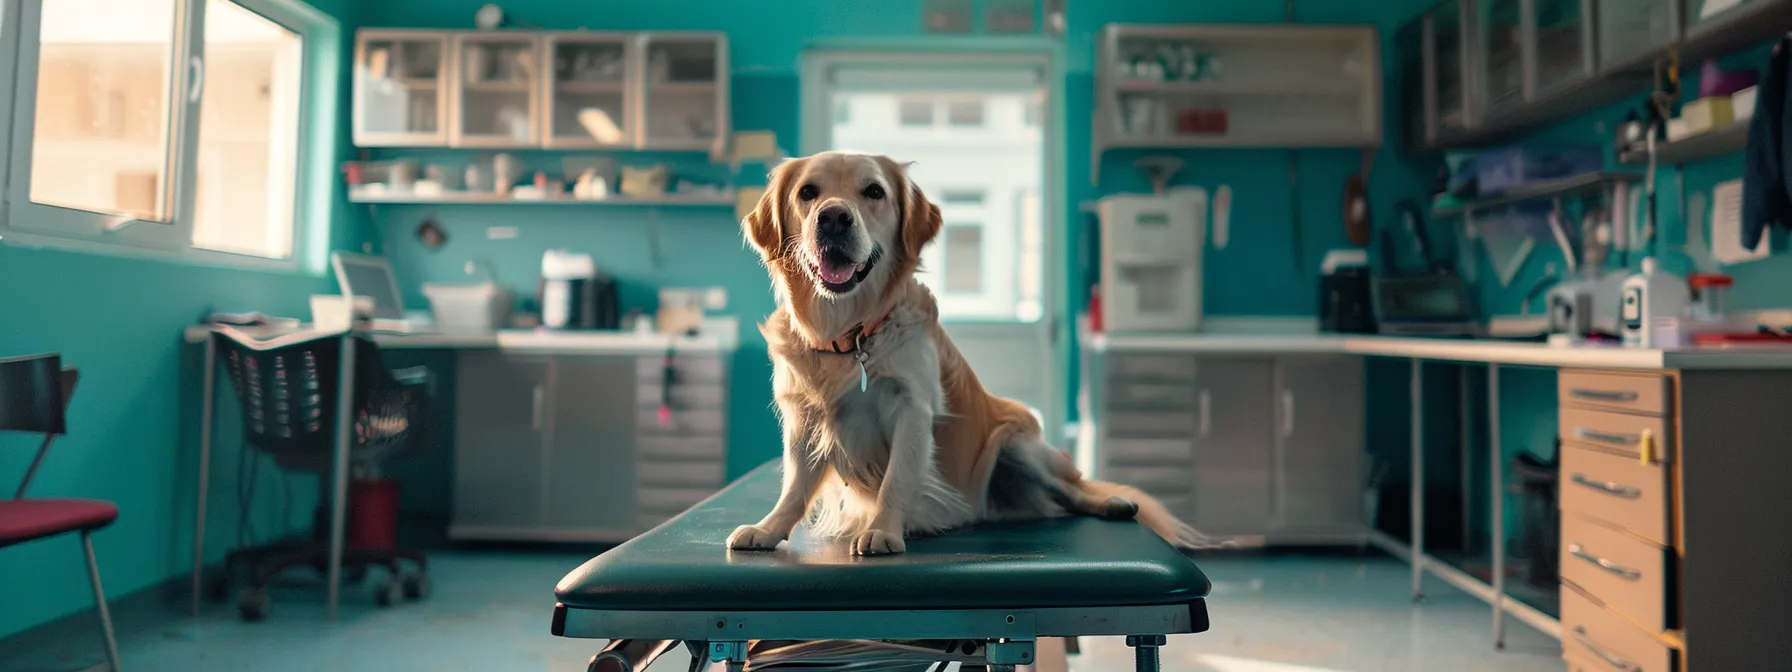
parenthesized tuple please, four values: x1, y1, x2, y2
(1, 353, 81, 498)
(212, 329, 411, 472)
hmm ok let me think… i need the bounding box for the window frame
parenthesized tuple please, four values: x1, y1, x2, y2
(0, 0, 331, 272)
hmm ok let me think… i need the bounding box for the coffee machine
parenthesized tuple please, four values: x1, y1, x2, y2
(539, 249, 618, 330)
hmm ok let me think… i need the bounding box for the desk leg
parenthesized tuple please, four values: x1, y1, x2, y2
(1489, 363, 1506, 650)
(191, 338, 216, 617)
(1410, 359, 1425, 602)
(326, 335, 357, 620)
(1459, 366, 1471, 555)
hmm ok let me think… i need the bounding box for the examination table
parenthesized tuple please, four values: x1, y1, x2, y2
(552, 462, 1212, 671)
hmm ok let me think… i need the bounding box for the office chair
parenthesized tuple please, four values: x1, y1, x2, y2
(207, 329, 432, 621)
(0, 354, 121, 672)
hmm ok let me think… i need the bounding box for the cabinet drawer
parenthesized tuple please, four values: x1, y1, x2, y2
(1561, 586, 1673, 672)
(637, 460, 724, 487)
(636, 382, 726, 410)
(1559, 370, 1669, 415)
(1561, 443, 1670, 545)
(1105, 380, 1197, 410)
(637, 486, 716, 514)
(1558, 407, 1668, 461)
(638, 435, 725, 461)
(1108, 354, 1196, 381)
(1105, 438, 1193, 463)
(636, 355, 726, 384)
(1106, 411, 1197, 438)
(1102, 465, 1194, 494)
(637, 408, 726, 436)
(1562, 514, 1671, 633)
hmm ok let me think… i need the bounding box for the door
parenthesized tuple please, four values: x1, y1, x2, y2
(1193, 358, 1275, 536)
(803, 52, 1061, 439)
(541, 357, 640, 538)
(1277, 356, 1367, 536)
(451, 351, 550, 536)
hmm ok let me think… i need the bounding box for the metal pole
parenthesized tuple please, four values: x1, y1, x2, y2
(1410, 358, 1425, 601)
(1460, 366, 1471, 555)
(191, 335, 216, 616)
(83, 532, 121, 672)
(326, 334, 358, 620)
(1489, 363, 1506, 649)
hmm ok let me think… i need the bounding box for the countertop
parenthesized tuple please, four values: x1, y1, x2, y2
(183, 323, 738, 355)
(1091, 332, 1792, 370)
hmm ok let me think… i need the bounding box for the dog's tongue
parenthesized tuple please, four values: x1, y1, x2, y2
(818, 261, 858, 284)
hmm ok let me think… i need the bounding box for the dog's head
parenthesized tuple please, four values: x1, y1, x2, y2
(742, 151, 940, 300)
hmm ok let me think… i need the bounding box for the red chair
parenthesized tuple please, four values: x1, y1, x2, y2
(0, 353, 121, 672)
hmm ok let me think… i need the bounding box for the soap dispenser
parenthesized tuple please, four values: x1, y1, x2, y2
(1620, 257, 1690, 348)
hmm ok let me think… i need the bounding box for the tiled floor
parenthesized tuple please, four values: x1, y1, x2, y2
(4, 551, 1562, 672)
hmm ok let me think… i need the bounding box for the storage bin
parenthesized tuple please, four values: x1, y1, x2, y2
(422, 282, 513, 334)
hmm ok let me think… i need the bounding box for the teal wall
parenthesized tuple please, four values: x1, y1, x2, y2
(0, 0, 366, 641)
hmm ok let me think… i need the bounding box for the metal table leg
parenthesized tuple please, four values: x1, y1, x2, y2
(1460, 366, 1471, 555)
(1489, 363, 1505, 650)
(1410, 359, 1425, 601)
(191, 335, 216, 617)
(326, 334, 357, 620)
(1126, 634, 1164, 672)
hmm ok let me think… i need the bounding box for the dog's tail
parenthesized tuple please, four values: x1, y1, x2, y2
(1074, 479, 1226, 549)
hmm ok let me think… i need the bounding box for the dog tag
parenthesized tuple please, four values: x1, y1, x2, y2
(855, 351, 869, 392)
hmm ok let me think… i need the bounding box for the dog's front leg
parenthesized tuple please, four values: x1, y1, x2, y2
(855, 397, 932, 555)
(727, 409, 819, 550)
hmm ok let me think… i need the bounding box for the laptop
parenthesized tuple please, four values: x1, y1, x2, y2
(330, 252, 435, 334)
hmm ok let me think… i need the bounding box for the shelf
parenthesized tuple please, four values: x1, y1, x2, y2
(348, 191, 735, 207)
(555, 81, 625, 94)
(1432, 172, 1642, 218)
(1104, 131, 1379, 149)
(1618, 120, 1751, 165)
(1115, 79, 1358, 95)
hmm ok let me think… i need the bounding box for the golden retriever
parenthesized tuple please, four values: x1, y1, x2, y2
(727, 151, 1205, 555)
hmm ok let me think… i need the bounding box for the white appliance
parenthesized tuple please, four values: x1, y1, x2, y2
(1620, 257, 1690, 348)
(1099, 189, 1206, 332)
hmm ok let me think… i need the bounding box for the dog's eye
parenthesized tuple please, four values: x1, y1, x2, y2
(863, 184, 886, 200)
(797, 184, 819, 201)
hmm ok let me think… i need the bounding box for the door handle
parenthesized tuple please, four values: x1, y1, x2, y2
(1280, 390, 1294, 438)
(1570, 473, 1643, 499)
(189, 56, 206, 103)
(1568, 543, 1642, 580)
(1569, 388, 1638, 403)
(1571, 627, 1643, 672)
(1198, 390, 1211, 437)
(531, 384, 545, 430)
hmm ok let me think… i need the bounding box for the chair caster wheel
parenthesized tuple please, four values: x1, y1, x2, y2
(403, 572, 430, 601)
(238, 589, 270, 622)
(375, 577, 403, 607)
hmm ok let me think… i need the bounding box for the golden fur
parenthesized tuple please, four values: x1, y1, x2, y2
(728, 151, 1204, 555)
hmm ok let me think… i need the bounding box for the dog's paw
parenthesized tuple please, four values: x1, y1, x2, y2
(1102, 496, 1140, 521)
(726, 524, 784, 551)
(851, 529, 906, 556)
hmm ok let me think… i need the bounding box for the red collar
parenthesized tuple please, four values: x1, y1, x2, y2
(821, 308, 895, 354)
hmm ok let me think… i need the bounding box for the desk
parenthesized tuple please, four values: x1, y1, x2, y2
(182, 324, 739, 618)
(1087, 331, 1792, 670)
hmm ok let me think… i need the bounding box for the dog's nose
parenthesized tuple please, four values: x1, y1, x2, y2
(816, 205, 854, 237)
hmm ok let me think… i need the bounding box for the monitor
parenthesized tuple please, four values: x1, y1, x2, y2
(331, 252, 407, 320)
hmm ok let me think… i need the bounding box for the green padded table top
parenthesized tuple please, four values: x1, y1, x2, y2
(554, 461, 1212, 612)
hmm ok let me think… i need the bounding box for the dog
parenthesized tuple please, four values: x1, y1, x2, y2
(727, 151, 1207, 555)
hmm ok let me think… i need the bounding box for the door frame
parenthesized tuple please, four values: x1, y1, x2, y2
(799, 49, 1067, 444)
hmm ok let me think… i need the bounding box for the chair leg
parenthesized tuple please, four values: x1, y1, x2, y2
(82, 531, 122, 672)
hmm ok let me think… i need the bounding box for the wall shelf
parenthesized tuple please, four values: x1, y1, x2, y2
(1432, 171, 1642, 217)
(348, 190, 735, 207)
(1617, 120, 1751, 165)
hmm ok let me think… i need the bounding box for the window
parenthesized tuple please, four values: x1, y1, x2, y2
(832, 98, 851, 125)
(945, 99, 984, 127)
(943, 224, 983, 293)
(897, 98, 934, 126)
(1023, 99, 1043, 126)
(941, 189, 986, 206)
(5, 0, 332, 267)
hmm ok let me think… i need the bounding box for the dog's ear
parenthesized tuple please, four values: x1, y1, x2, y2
(742, 159, 797, 261)
(894, 161, 941, 263)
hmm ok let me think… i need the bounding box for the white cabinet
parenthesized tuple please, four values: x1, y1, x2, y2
(543, 33, 634, 149)
(449, 33, 543, 148)
(354, 31, 450, 146)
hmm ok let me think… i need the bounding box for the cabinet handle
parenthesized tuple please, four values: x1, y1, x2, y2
(1568, 543, 1642, 581)
(1198, 390, 1211, 437)
(1281, 390, 1294, 438)
(1574, 427, 1640, 447)
(1570, 388, 1638, 403)
(531, 384, 545, 430)
(188, 56, 206, 103)
(1572, 626, 1643, 672)
(1570, 473, 1643, 499)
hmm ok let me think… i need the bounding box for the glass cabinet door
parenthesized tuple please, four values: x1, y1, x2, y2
(1398, 19, 1434, 149)
(1532, 0, 1593, 93)
(1599, 0, 1677, 70)
(355, 32, 447, 146)
(1433, 0, 1471, 133)
(544, 34, 632, 148)
(639, 34, 728, 153)
(452, 35, 541, 147)
(1479, 0, 1525, 113)
(1686, 0, 1759, 29)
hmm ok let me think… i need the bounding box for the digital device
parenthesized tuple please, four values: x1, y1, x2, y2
(331, 251, 431, 333)
(1370, 273, 1477, 336)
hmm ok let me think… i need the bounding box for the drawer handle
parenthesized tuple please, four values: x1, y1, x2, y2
(1572, 626, 1643, 672)
(531, 384, 545, 430)
(1570, 388, 1639, 403)
(1575, 427, 1641, 447)
(1570, 473, 1643, 499)
(1198, 390, 1211, 437)
(1568, 543, 1642, 580)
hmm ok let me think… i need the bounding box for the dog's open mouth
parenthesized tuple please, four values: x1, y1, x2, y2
(808, 247, 880, 294)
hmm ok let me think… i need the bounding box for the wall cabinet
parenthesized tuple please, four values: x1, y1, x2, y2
(1096, 353, 1366, 544)
(354, 29, 728, 156)
(451, 350, 729, 542)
